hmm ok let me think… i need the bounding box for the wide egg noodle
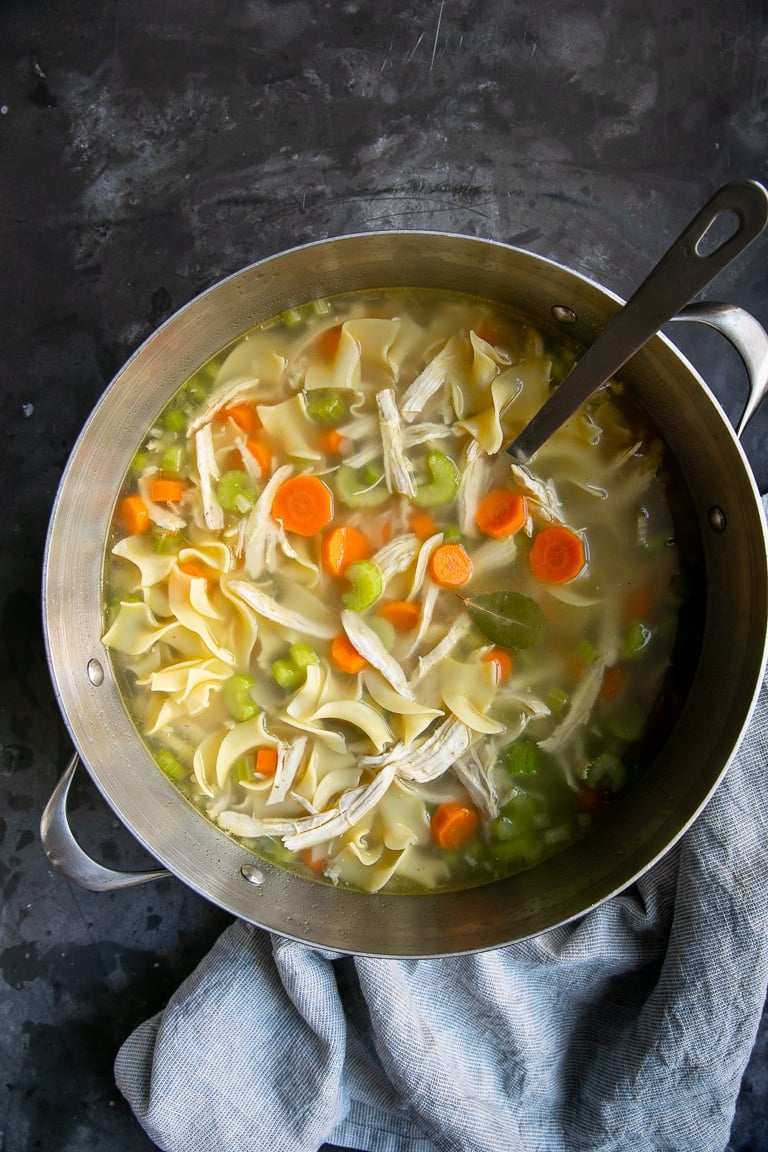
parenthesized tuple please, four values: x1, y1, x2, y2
(111, 536, 177, 589)
(327, 843, 409, 893)
(315, 324, 363, 390)
(439, 659, 506, 736)
(167, 569, 235, 664)
(256, 394, 322, 460)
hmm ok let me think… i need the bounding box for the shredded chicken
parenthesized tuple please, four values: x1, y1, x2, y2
(376, 388, 417, 497)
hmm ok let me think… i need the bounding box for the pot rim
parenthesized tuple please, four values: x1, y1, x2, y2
(42, 230, 768, 956)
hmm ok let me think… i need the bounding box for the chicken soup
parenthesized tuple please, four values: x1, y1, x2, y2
(102, 289, 701, 894)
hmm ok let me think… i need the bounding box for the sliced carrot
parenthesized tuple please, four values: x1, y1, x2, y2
(599, 664, 626, 700)
(300, 848, 328, 874)
(254, 747, 278, 776)
(476, 490, 527, 539)
(244, 437, 272, 479)
(118, 494, 150, 535)
(429, 542, 473, 588)
(410, 510, 438, 541)
(529, 525, 585, 584)
(624, 582, 654, 622)
(377, 599, 421, 631)
(321, 524, 371, 576)
(316, 323, 342, 360)
(431, 802, 480, 850)
(330, 633, 367, 674)
(272, 475, 334, 536)
(317, 428, 345, 456)
(216, 402, 261, 436)
(177, 561, 207, 579)
(150, 478, 186, 504)
(482, 647, 513, 682)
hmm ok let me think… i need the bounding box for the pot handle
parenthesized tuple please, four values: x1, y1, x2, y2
(670, 301, 768, 438)
(40, 753, 171, 891)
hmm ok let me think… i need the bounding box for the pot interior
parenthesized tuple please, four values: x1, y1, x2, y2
(43, 232, 768, 955)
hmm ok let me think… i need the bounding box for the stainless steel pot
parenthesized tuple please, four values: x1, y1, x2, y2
(42, 232, 768, 956)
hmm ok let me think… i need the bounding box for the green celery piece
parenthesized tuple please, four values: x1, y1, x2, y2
(305, 389, 350, 426)
(622, 620, 652, 659)
(585, 752, 626, 793)
(502, 738, 541, 777)
(289, 642, 320, 671)
(335, 464, 389, 508)
(162, 407, 187, 433)
(155, 748, 186, 780)
(217, 470, 258, 515)
(413, 451, 460, 508)
(576, 637, 598, 665)
(221, 674, 259, 722)
(342, 560, 384, 611)
(272, 659, 304, 690)
(232, 756, 254, 784)
(150, 526, 184, 554)
(161, 444, 187, 476)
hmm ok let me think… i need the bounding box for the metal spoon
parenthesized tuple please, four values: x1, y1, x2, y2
(506, 180, 768, 464)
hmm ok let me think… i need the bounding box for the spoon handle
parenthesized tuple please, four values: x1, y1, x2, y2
(506, 180, 768, 463)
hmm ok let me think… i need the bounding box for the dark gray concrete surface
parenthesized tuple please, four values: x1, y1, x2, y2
(1, 1, 767, 1149)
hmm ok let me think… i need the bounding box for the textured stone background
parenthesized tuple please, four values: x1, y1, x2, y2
(1, 1, 767, 1148)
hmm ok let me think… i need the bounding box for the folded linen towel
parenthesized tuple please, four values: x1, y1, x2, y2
(115, 531, 768, 1152)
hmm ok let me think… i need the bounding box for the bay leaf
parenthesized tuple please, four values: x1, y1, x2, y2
(464, 590, 546, 649)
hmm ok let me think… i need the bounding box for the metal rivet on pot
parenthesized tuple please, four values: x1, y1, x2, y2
(86, 658, 104, 686)
(240, 865, 265, 886)
(708, 506, 727, 532)
(552, 305, 577, 324)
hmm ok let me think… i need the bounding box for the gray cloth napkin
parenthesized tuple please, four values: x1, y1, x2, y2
(115, 534, 768, 1152)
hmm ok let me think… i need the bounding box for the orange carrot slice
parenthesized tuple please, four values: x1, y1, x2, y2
(431, 802, 479, 849)
(330, 634, 367, 674)
(149, 478, 186, 504)
(529, 526, 585, 584)
(272, 475, 334, 536)
(254, 747, 278, 776)
(476, 490, 527, 539)
(482, 647, 513, 682)
(118, 495, 150, 535)
(376, 600, 421, 631)
(428, 542, 473, 588)
(321, 525, 371, 577)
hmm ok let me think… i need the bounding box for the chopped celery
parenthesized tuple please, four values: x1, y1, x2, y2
(576, 638, 598, 665)
(155, 748, 186, 780)
(490, 816, 518, 842)
(335, 464, 389, 508)
(342, 560, 383, 611)
(162, 407, 187, 433)
(306, 389, 350, 426)
(361, 460, 385, 485)
(413, 451, 460, 508)
(217, 470, 258, 515)
(622, 620, 652, 659)
(502, 738, 541, 777)
(222, 674, 259, 722)
(585, 752, 626, 793)
(130, 450, 149, 474)
(289, 642, 319, 671)
(442, 524, 462, 542)
(161, 444, 187, 476)
(310, 297, 332, 316)
(272, 658, 304, 690)
(150, 526, 184, 554)
(547, 687, 569, 713)
(493, 832, 545, 865)
(232, 756, 254, 784)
